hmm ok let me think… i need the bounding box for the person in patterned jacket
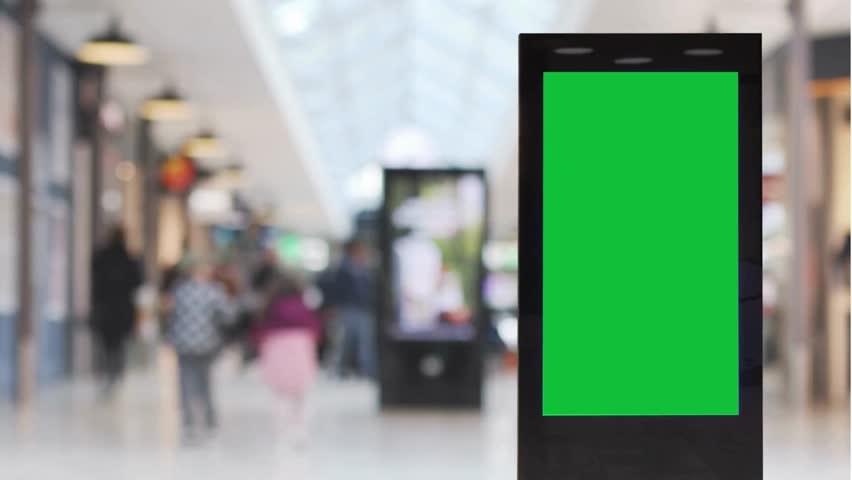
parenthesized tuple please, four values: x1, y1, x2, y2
(167, 254, 236, 442)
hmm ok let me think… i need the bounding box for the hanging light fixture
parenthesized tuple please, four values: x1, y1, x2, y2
(77, 19, 150, 66)
(218, 161, 244, 188)
(198, 161, 243, 190)
(140, 86, 192, 121)
(186, 129, 227, 159)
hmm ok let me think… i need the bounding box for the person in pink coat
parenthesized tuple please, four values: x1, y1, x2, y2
(252, 270, 323, 443)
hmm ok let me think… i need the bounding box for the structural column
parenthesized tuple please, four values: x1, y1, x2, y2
(15, 0, 38, 405)
(785, 0, 821, 407)
(139, 120, 159, 292)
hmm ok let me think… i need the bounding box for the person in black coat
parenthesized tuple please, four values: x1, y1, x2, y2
(91, 227, 143, 396)
(324, 238, 376, 378)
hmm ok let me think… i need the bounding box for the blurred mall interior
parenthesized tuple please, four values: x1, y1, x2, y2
(0, 0, 849, 478)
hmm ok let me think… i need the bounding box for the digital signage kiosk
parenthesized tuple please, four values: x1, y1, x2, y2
(519, 34, 762, 479)
(378, 168, 488, 408)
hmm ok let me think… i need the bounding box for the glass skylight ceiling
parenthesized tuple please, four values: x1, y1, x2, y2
(262, 0, 562, 209)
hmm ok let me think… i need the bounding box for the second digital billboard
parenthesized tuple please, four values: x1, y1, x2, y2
(382, 169, 486, 341)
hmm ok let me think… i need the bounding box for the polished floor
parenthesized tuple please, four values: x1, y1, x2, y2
(0, 349, 847, 479)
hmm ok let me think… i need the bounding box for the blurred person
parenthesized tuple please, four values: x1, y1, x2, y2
(251, 247, 279, 293)
(325, 238, 376, 378)
(161, 261, 185, 295)
(158, 260, 186, 329)
(232, 247, 282, 367)
(166, 253, 236, 443)
(91, 227, 143, 397)
(252, 270, 322, 445)
(315, 264, 342, 364)
(213, 256, 250, 348)
(836, 231, 851, 392)
(234, 222, 271, 284)
(213, 257, 242, 298)
(835, 231, 850, 287)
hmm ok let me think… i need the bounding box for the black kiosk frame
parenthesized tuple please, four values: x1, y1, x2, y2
(378, 168, 489, 408)
(518, 34, 762, 479)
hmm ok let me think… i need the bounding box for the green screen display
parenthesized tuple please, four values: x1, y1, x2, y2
(542, 72, 739, 416)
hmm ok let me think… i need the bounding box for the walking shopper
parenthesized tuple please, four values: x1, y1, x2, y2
(166, 254, 236, 443)
(91, 227, 143, 397)
(238, 247, 281, 366)
(325, 238, 377, 379)
(253, 270, 322, 446)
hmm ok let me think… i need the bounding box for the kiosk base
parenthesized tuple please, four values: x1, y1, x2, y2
(379, 343, 482, 409)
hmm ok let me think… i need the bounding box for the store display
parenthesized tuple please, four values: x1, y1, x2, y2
(0, 177, 16, 314)
(0, 15, 17, 161)
(44, 203, 68, 321)
(49, 62, 72, 185)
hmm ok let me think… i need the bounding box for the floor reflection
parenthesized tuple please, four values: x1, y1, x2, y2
(0, 349, 846, 479)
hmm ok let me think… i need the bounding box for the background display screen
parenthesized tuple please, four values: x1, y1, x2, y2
(542, 72, 740, 416)
(386, 171, 485, 341)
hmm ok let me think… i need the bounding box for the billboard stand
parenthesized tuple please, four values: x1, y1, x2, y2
(518, 34, 762, 478)
(378, 168, 488, 408)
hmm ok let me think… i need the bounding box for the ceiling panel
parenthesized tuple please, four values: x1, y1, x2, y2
(261, 0, 562, 212)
